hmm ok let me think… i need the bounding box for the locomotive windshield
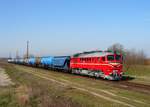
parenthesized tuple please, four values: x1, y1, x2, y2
(107, 55, 122, 61)
(116, 55, 121, 61)
(107, 55, 114, 61)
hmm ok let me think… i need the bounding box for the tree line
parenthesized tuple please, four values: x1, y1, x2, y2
(108, 43, 147, 65)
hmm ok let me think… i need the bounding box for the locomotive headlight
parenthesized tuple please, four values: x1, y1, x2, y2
(109, 72, 113, 75)
(113, 70, 118, 73)
(120, 72, 124, 75)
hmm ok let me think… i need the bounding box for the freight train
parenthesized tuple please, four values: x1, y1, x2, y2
(8, 50, 124, 80)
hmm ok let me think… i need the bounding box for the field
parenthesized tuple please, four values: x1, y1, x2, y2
(124, 65, 150, 85)
(0, 61, 150, 107)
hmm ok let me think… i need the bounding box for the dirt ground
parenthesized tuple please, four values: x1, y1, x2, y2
(0, 67, 14, 86)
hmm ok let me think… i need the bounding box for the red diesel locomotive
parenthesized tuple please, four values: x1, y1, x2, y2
(70, 51, 123, 80)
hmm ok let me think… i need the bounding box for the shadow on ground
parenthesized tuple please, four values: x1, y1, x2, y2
(121, 76, 135, 81)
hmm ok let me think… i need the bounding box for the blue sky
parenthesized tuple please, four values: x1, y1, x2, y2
(0, 0, 150, 57)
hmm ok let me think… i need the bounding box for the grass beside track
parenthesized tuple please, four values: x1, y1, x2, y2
(0, 62, 150, 107)
(124, 65, 150, 85)
(0, 62, 81, 107)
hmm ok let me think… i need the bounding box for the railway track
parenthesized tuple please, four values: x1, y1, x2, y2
(16, 66, 136, 107)
(46, 69, 150, 94)
(14, 64, 150, 107)
(16, 64, 150, 95)
(108, 81, 150, 95)
(62, 73, 150, 94)
(64, 72, 150, 94)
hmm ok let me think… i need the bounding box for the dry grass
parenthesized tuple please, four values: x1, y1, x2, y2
(14, 64, 150, 107)
(0, 62, 150, 107)
(0, 62, 80, 107)
(16, 85, 30, 106)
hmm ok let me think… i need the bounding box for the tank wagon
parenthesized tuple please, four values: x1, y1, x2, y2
(7, 58, 14, 63)
(8, 50, 124, 80)
(40, 56, 53, 68)
(28, 57, 36, 66)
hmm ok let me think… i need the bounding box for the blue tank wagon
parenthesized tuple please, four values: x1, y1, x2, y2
(40, 56, 53, 68)
(28, 57, 36, 66)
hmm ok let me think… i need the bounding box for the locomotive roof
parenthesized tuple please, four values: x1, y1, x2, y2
(73, 51, 120, 58)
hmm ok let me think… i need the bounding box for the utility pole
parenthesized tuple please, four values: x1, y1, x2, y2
(9, 52, 12, 59)
(27, 41, 29, 59)
(16, 50, 19, 59)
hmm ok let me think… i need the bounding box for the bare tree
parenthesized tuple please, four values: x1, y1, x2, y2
(124, 49, 146, 65)
(108, 43, 147, 66)
(107, 43, 124, 54)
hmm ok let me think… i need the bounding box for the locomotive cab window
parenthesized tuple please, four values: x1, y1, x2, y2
(107, 55, 114, 61)
(116, 55, 121, 61)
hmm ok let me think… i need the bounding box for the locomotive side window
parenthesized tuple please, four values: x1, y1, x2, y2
(107, 55, 114, 61)
(87, 58, 90, 62)
(102, 57, 105, 61)
(80, 58, 83, 62)
(83, 58, 84, 62)
(81, 58, 86, 63)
